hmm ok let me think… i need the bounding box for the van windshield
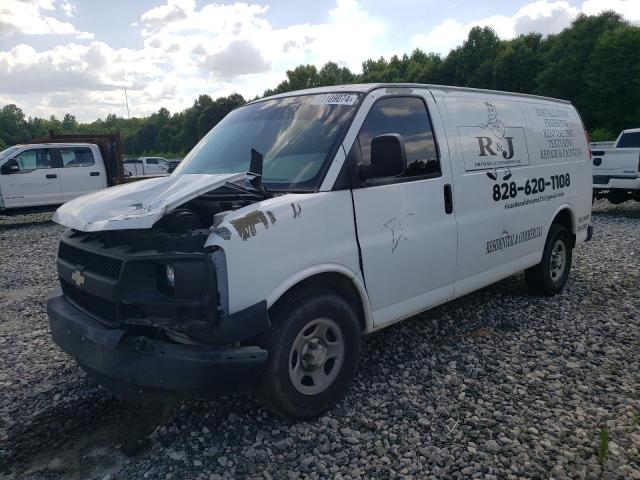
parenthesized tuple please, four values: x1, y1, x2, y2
(174, 93, 362, 191)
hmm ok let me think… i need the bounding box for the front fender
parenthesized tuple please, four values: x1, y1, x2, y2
(265, 263, 373, 333)
(205, 190, 363, 321)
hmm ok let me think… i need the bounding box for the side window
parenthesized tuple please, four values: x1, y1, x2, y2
(15, 149, 53, 171)
(147, 158, 158, 165)
(357, 96, 440, 179)
(59, 147, 95, 168)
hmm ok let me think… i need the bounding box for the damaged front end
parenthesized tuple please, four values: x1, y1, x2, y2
(48, 173, 273, 399)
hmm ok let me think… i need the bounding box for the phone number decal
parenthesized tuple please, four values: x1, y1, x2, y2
(492, 173, 571, 202)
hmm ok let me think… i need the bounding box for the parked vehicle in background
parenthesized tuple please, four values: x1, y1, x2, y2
(124, 156, 170, 177)
(589, 141, 615, 150)
(168, 158, 182, 173)
(0, 143, 108, 210)
(48, 83, 592, 419)
(592, 128, 640, 203)
(0, 132, 135, 211)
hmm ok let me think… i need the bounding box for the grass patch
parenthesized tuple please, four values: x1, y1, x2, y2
(598, 427, 609, 463)
(633, 412, 639, 428)
(607, 362, 621, 376)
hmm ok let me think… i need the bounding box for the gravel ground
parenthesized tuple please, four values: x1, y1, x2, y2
(1, 200, 639, 480)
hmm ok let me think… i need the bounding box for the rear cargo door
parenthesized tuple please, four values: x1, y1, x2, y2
(349, 91, 457, 327)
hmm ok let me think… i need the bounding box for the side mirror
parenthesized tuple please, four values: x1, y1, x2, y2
(1, 158, 20, 174)
(359, 134, 407, 181)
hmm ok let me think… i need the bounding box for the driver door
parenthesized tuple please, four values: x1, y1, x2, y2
(1, 148, 62, 208)
(349, 92, 458, 327)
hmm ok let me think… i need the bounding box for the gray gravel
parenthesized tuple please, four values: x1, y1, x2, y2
(1, 200, 639, 480)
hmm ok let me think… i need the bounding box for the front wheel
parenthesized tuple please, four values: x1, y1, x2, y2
(525, 224, 573, 296)
(257, 289, 361, 420)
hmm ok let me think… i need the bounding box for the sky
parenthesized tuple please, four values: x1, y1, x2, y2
(0, 0, 638, 122)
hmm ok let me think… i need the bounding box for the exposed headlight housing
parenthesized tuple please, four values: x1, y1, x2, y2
(165, 264, 175, 288)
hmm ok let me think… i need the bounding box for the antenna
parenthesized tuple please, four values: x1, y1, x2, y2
(124, 88, 131, 119)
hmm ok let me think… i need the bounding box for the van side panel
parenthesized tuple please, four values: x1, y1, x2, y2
(431, 89, 591, 295)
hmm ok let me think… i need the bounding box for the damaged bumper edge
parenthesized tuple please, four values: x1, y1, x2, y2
(48, 289, 268, 400)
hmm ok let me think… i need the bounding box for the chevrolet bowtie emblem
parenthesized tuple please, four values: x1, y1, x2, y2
(71, 269, 85, 287)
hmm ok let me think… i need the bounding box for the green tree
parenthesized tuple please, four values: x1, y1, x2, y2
(536, 12, 625, 110)
(404, 49, 443, 84)
(48, 115, 62, 132)
(492, 33, 543, 93)
(318, 62, 355, 86)
(62, 113, 78, 131)
(585, 25, 640, 134)
(0, 104, 30, 144)
(440, 26, 503, 88)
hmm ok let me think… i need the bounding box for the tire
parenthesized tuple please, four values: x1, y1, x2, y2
(257, 288, 361, 420)
(525, 224, 573, 296)
(607, 191, 628, 204)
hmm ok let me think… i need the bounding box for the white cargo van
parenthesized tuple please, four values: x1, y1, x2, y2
(0, 143, 108, 210)
(48, 84, 592, 419)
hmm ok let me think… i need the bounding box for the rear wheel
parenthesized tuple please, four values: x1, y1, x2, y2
(525, 224, 573, 296)
(257, 289, 361, 420)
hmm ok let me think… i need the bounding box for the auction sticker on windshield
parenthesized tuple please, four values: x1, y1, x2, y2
(311, 94, 358, 106)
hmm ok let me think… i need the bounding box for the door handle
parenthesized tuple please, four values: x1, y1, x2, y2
(46, 173, 57, 179)
(443, 183, 453, 214)
(90, 171, 100, 176)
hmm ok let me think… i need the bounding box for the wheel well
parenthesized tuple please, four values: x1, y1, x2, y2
(552, 208, 575, 246)
(270, 273, 367, 332)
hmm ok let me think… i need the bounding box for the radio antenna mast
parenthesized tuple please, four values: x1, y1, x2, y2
(124, 88, 131, 119)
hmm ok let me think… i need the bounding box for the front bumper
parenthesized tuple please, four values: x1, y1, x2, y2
(48, 290, 268, 400)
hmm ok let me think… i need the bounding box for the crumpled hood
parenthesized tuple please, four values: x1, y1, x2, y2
(53, 172, 246, 232)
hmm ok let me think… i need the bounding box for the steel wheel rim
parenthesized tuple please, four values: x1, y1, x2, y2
(288, 317, 345, 396)
(550, 239, 566, 281)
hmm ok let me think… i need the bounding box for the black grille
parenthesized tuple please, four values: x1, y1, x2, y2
(61, 278, 117, 324)
(593, 175, 610, 185)
(58, 242, 123, 279)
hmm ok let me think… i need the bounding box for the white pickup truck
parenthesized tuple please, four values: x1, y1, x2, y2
(123, 156, 170, 178)
(0, 143, 108, 210)
(592, 128, 640, 203)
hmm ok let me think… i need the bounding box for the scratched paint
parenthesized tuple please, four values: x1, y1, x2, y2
(229, 210, 277, 241)
(383, 213, 415, 253)
(291, 203, 302, 218)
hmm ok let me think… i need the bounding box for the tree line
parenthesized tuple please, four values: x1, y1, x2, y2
(1, 11, 638, 155)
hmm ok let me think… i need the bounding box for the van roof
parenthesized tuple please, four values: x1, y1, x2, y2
(252, 83, 571, 105)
